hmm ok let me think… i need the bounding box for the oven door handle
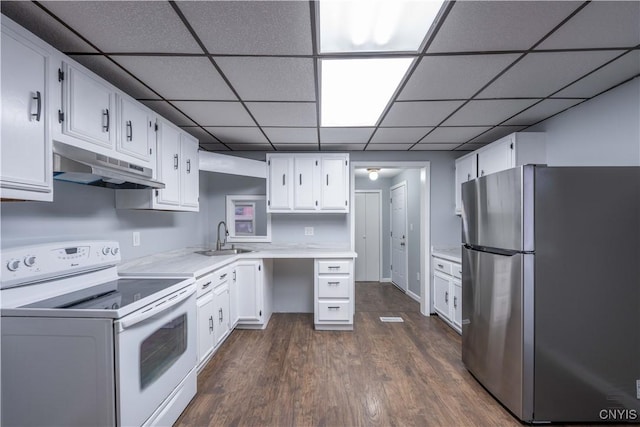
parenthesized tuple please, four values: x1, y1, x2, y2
(119, 286, 195, 330)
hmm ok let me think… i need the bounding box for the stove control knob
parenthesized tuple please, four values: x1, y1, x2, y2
(102, 247, 110, 256)
(24, 256, 36, 267)
(111, 247, 120, 256)
(7, 259, 20, 271)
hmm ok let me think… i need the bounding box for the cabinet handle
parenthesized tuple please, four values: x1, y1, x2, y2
(400, 242, 405, 247)
(209, 315, 214, 332)
(453, 296, 457, 309)
(174, 154, 179, 170)
(467, 173, 471, 180)
(186, 159, 191, 174)
(219, 308, 223, 322)
(220, 273, 227, 280)
(327, 281, 340, 285)
(32, 91, 42, 122)
(233, 270, 236, 281)
(445, 291, 449, 304)
(480, 170, 485, 176)
(328, 306, 340, 310)
(299, 174, 302, 185)
(458, 269, 462, 275)
(326, 174, 329, 186)
(102, 109, 110, 132)
(201, 281, 212, 290)
(282, 174, 286, 186)
(328, 266, 340, 270)
(437, 263, 444, 268)
(126, 120, 132, 141)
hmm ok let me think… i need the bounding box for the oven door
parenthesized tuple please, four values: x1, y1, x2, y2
(115, 285, 197, 427)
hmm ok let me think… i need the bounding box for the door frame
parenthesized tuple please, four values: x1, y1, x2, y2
(350, 161, 432, 316)
(390, 181, 408, 293)
(355, 189, 383, 281)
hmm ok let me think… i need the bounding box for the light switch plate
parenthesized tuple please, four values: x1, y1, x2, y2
(133, 231, 141, 247)
(304, 227, 314, 236)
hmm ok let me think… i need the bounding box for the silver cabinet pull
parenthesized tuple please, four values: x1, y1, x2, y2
(282, 174, 286, 186)
(299, 174, 302, 185)
(453, 296, 458, 309)
(174, 154, 179, 170)
(467, 173, 471, 180)
(126, 120, 132, 141)
(32, 91, 42, 122)
(445, 291, 449, 304)
(220, 273, 227, 280)
(209, 315, 213, 332)
(328, 306, 340, 310)
(328, 266, 340, 270)
(218, 308, 223, 322)
(480, 170, 485, 176)
(201, 281, 212, 290)
(102, 109, 110, 132)
(437, 263, 444, 268)
(186, 159, 191, 174)
(326, 174, 329, 186)
(327, 281, 340, 285)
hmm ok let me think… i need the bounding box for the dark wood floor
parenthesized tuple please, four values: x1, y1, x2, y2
(176, 282, 520, 426)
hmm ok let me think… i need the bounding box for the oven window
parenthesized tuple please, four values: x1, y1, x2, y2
(139, 314, 187, 390)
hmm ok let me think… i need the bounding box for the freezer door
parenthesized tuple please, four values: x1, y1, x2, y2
(462, 246, 533, 420)
(461, 166, 534, 252)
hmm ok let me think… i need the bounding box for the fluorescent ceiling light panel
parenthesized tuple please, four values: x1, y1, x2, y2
(321, 58, 413, 127)
(319, 0, 444, 53)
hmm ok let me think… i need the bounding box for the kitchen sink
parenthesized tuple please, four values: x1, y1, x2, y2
(194, 248, 255, 256)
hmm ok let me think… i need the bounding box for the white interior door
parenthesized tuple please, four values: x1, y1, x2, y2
(391, 183, 407, 292)
(355, 192, 380, 282)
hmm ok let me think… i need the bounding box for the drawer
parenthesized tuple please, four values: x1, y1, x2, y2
(214, 267, 230, 287)
(452, 262, 462, 279)
(196, 273, 215, 297)
(318, 276, 350, 298)
(317, 260, 351, 274)
(433, 258, 452, 275)
(317, 301, 351, 321)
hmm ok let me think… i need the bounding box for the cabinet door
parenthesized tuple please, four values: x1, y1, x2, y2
(196, 293, 215, 364)
(293, 157, 317, 210)
(267, 156, 292, 211)
(455, 153, 477, 214)
(320, 156, 348, 211)
(452, 281, 462, 330)
(213, 283, 230, 346)
(433, 272, 451, 319)
(180, 134, 199, 208)
(117, 96, 151, 162)
(477, 137, 512, 177)
(156, 121, 181, 206)
(236, 261, 262, 322)
(1, 28, 52, 200)
(63, 63, 114, 149)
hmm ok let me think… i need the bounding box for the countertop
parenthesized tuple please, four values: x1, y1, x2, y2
(432, 247, 462, 264)
(119, 243, 357, 278)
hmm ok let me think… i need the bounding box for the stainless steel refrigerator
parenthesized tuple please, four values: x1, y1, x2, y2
(461, 165, 640, 423)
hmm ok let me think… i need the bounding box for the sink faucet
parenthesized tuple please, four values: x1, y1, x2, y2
(216, 221, 228, 251)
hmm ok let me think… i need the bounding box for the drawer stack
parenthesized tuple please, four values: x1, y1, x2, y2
(314, 259, 354, 330)
(432, 255, 462, 334)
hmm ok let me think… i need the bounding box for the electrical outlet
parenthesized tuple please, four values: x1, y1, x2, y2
(133, 231, 141, 247)
(417, 272, 420, 281)
(304, 227, 314, 236)
(410, 223, 414, 231)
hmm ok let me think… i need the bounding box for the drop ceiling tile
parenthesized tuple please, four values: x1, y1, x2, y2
(503, 99, 585, 126)
(469, 126, 528, 143)
(320, 128, 375, 144)
(177, 1, 312, 55)
(113, 56, 235, 100)
(263, 128, 318, 144)
(399, 54, 520, 100)
(370, 127, 432, 143)
(381, 101, 465, 127)
(179, 127, 220, 144)
(428, 1, 581, 53)
(203, 127, 268, 144)
(442, 100, 539, 126)
(140, 100, 195, 126)
(479, 51, 622, 98)
(1, 1, 97, 52)
(227, 143, 275, 152)
(216, 57, 315, 101)
(172, 101, 255, 126)
(246, 103, 317, 127)
(68, 55, 159, 100)
(273, 144, 319, 152)
(537, 1, 640, 50)
(411, 143, 461, 151)
(365, 143, 414, 151)
(40, 1, 202, 53)
(200, 142, 230, 152)
(555, 50, 640, 98)
(321, 144, 366, 151)
(455, 143, 487, 152)
(421, 127, 492, 143)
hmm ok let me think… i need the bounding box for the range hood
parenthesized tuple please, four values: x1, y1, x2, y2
(53, 141, 165, 189)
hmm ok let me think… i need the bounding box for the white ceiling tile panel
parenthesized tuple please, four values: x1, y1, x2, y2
(428, 1, 582, 53)
(366, 144, 414, 150)
(320, 128, 375, 143)
(469, 126, 528, 143)
(113, 56, 235, 100)
(554, 51, 640, 98)
(443, 100, 539, 126)
(479, 51, 623, 98)
(537, 1, 640, 50)
(216, 57, 315, 101)
(179, 127, 219, 144)
(273, 144, 319, 151)
(227, 143, 275, 151)
(172, 101, 255, 126)
(263, 128, 318, 144)
(203, 127, 268, 144)
(399, 54, 520, 100)
(411, 143, 462, 151)
(41, 1, 202, 53)
(1, 1, 97, 52)
(200, 142, 230, 152)
(370, 127, 432, 143)
(246, 103, 317, 127)
(177, 1, 312, 55)
(321, 144, 366, 151)
(455, 143, 487, 152)
(502, 99, 585, 126)
(420, 127, 492, 143)
(140, 100, 196, 127)
(381, 101, 465, 127)
(68, 55, 160, 100)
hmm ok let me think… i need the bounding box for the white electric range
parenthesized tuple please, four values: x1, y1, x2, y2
(1, 240, 197, 427)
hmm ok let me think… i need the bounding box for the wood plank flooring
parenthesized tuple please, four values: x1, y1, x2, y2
(176, 282, 520, 427)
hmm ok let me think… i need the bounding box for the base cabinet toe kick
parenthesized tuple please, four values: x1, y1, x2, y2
(314, 258, 355, 330)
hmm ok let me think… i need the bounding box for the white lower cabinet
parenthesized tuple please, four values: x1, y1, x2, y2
(314, 259, 354, 330)
(212, 282, 230, 347)
(432, 256, 462, 334)
(195, 266, 231, 370)
(234, 259, 273, 330)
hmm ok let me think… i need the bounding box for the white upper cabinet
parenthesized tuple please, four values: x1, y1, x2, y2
(1, 18, 53, 201)
(156, 121, 182, 207)
(454, 152, 477, 214)
(267, 153, 349, 213)
(117, 95, 152, 162)
(180, 133, 199, 208)
(477, 137, 513, 178)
